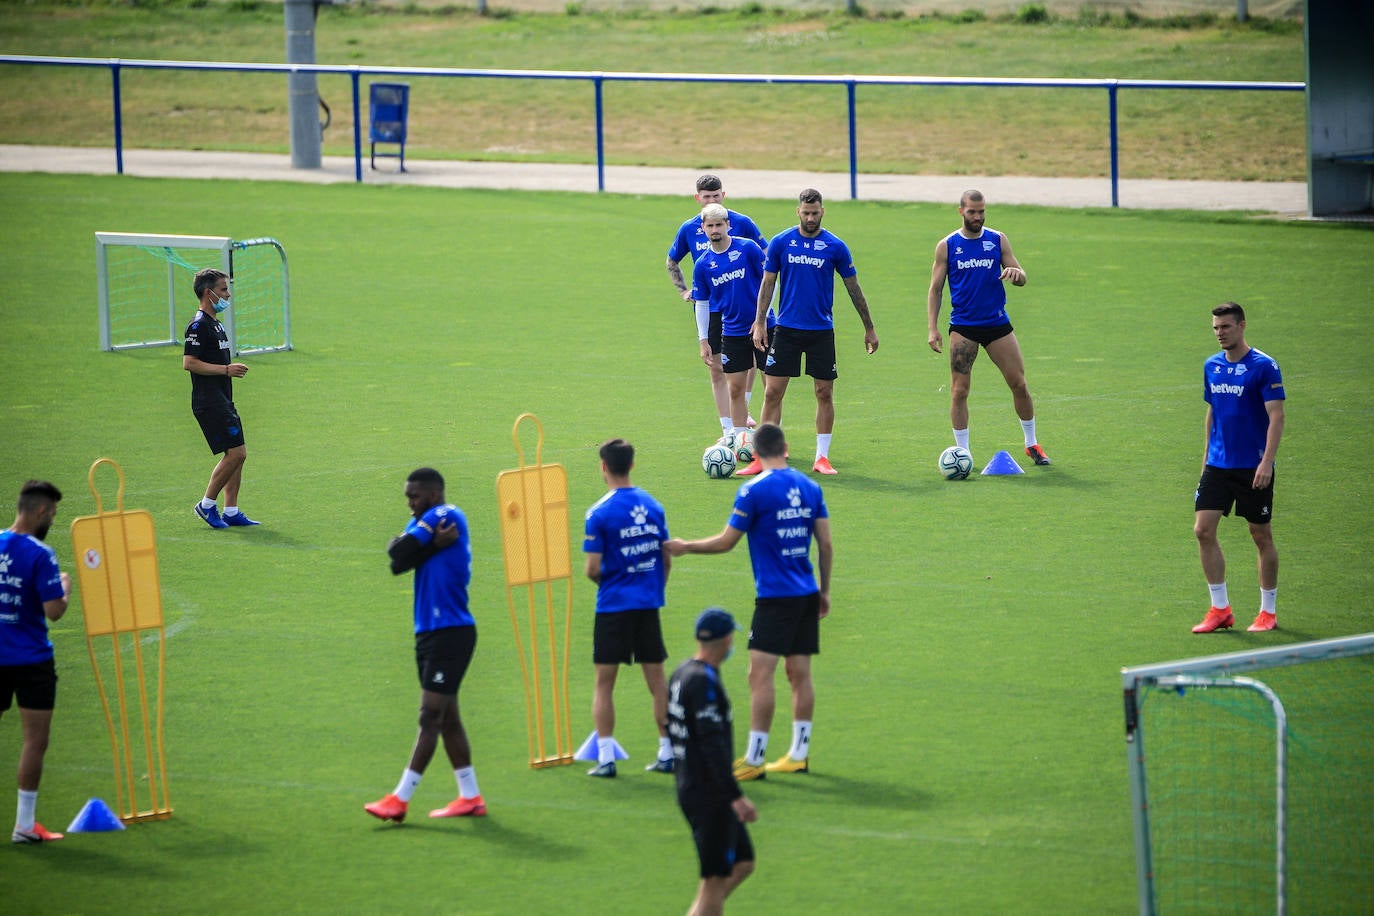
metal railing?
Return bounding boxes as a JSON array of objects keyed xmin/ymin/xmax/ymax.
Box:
[{"xmin": 0, "ymin": 55, "xmax": 1304, "ymax": 206}]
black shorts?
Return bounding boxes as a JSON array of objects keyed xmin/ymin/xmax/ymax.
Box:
[
  {"xmin": 681, "ymin": 802, "xmax": 755, "ymax": 879},
  {"xmin": 748, "ymin": 593, "xmax": 821, "ymax": 657},
  {"xmin": 950, "ymin": 323, "xmax": 1014, "ymax": 348},
  {"xmin": 1195, "ymin": 465, "xmax": 1275, "ymax": 525},
  {"xmin": 593, "ymin": 609, "xmax": 668, "ymax": 666},
  {"xmin": 704, "ymin": 311, "xmax": 723, "ymax": 355},
  {"xmin": 193, "ymin": 402, "xmax": 245, "ymax": 455},
  {"xmin": 721, "ymin": 334, "xmax": 767, "ymax": 374},
  {"xmin": 764, "ymin": 326, "xmax": 837, "ymax": 380},
  {"xmin": 414, "ymin": 626, "xmax": 477, "ymax": 696},
  {"xmin": 0, "ymin": 658, "xmax": 58, "ymax": 712}
]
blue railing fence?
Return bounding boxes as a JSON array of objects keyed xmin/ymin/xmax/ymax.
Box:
[{"xmin": 0, "ymin": 55, "xmax": 1304, "ymax": 207}]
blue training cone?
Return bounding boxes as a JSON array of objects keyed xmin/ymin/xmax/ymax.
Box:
[
  {"xmin": 980, "ymin": 450, "xmax": 1025, "ymax": 476},
  {"xmin": 67, "ymin": 798, "xmax": 126, "ymax": 833},
  {"xmin": 574, "ymin": 730, "xmax": 629, "ymax": 762}
]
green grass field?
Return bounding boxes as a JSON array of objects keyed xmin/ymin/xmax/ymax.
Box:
[
  {"xmin": 0, "ymin": 0, "xmax": 1305, "ymax": 180},
  {"xmin": 1, "ymin": 171, "xmax": 1372, "ymax": 913}
]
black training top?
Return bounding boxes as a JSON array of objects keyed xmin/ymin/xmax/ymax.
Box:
[
  {"xmin": 668, "ymin": 657, "xmax": 743, "ymax": 810},
  {"xmin": 184, "ymin": 310, "xmax": 232, "ymax": 408}
]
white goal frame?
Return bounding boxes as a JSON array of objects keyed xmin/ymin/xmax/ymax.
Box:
[
  {"xmin": 95, "ymin": 232, "xmax": 292, "ymax": 356},
  {"xmin": 1121, "ymin": 633, "xmax": 1374, "ymax": 916}
]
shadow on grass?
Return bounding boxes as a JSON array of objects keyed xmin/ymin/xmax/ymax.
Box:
[{"xmin": 749, "ymin": 769, "xmax": 934, "ymax": 811}]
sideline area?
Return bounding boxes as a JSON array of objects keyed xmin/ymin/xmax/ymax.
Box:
[{"xmin": 0, "ymin": 144, "xmax": 1308, "ymax": 213}]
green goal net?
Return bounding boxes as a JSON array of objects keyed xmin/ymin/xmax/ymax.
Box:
[{"xmin": 1122, "ymin": 634, "xmax": 1374, "ymax": 915}]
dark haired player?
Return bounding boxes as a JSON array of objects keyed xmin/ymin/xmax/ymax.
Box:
[
  {"xmin": 744, "ymin": 189, "xmax": 878, "ymax": 477},
  {"xmin": 667, "ymin": 174, "xmax": 769, "ymax": 437},
  {"xmin": 666, "ymin": 424, "xmax": 832, "ymax": 782},
  {"xmin": 183, "ymin": 267, "xmax": 260, "ymax": 528},
  {"xmin": 582, "ymin": 438, "xmax": 673, "ymax": 776},
  {"xmin": 2, "ymin": 480, "xmax": 72, "ymax": 843},
  {"xmin": 667, "ymin": 607, "xmax": 758, "ymax": 916},
  {"xmin": 926, "ymin": 189, "xmax": 1049, "ymax": 467},
  {"xmin": 365, "ymin": 468, "xmax": 485, "ymax": 822},
  {"xmin": 1192, "ymin": 302, "xmax": 1286, "ymax": 634}
]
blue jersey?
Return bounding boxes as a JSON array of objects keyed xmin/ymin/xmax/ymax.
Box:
[
  {"xmin": 764, "ymin": 227, "xmax": 857, "ymax": 331},
  {"xmin": 727, "ymin": 467, "xmax": 829, "ymax": 599},
  {"xmin": 691, "ymin": 238, "xmax": 766, "ymax": 335},
  {"xmin": 405, "ymin": 504, "xmax": 474, "ymax": 634},
  {"xmin": 583, "ymin": 486, "xmax": 669, "ymax": 614},
  {"xmin": 1203, "ymin": 347, "xmax": 1285, "ymax": 469},
  {"xmin": 945, "ymin": 228, "xmax": 1008, "ymax": 328},
  {"xmin": 668, "ymin": 209, "xmax": 767, "ymax": 266},
  {"xmin": 0, "ymin": 530, "xmax": 65, "ymax": 665}
]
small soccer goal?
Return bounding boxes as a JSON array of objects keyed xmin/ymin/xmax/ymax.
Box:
[
  {"xmin": 95, "ymin": 232, "xmax": 292, "ymax": 356},
  {"xmin": 1122, "ymin": 633, "xmax": 1374, "ymax": 915}
]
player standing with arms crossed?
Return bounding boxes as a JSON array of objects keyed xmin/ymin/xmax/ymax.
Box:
[
  {"xmin": 667, "ymin": 175, "xmax": 769, "ymax": 436},
  {"xmin": 927, "ymin": 190, "xmax": 1050, "ymax": 467},
  {"xmin": 1191, "ymin": 302, "xmax": 1286, "ymax": 634},
  {"xmin": 666, "ymin": 424, "xmax": 832, "ymax": 781},
  {"xmin": 744, "ymin": 189, "xmax": 878, "ymax": 477},
  {"xmin": 2, "ymin": 480, "xmax": 72, "ymax": 844},
  {"xmin": 365, "ymin": 468, "xmax": 486, "ymax": 823}
]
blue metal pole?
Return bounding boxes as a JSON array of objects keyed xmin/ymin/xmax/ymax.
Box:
[
  {"xmin": 351, "ymin": 70, "xmax": 362, "ymax": 183},
  {"xmin": 595, "ymin": 76, "xmax": 605, "ymax": 193},
  {"xmin": 847, "ymin": 80, "xmax": 858, "ymax": 200},
  {"xmin": 1108, "ymin": 82, "xmax": 1120, "ymax": 208},
  {"xmin": 111, "ymin": 62, "xmax": 124, "ymax": 175}
]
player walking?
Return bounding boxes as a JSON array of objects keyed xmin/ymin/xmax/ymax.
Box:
[{"xmin": 1191, "ymin": 302, "xmax": 1286, "ymax": 634}]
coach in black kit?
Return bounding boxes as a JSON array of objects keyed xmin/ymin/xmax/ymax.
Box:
[
  {"xmin": 183, "ymin": 268, "xmax": 260, "ymax": 528},
  {"xmin": 667, "ymin": 607, "xmax": 758, "ymax": 916}
]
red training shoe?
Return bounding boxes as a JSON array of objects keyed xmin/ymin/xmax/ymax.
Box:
[
  {"xmin": 364, "ymin": 793, "xmax": 408, "ymax": 823},
  {"xmin": 1192, "ymin": 606, "xmax": 1234, "ymax": 634},
  {"xmin": 429, "ymin": 795, "xmax": 486, "ymax": 818}
]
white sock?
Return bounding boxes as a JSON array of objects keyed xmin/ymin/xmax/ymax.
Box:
[
  {"xmin": 746, "ymin": 731, "xmax": 768, "ymax": 766},
  {"xmin": 16, "ymin": 788, "xmax": 37, "ymax": 831},
  {"xmin": 199, "ymin": 497, "xmax": 217, "ymax": 511},
  {"xmin": 456, "ymin": 766, "xmax": 480, "ymax": 798},
  {"xmin": 658, "ymin": 736, "xmax": 673, "ymax": 762},
  {"xmin": 953, "ymin": 428, "xmax": 970, "ymax": 450},
  {"xmin": 1260, "ymin": 588, "xmax": 1277, "ymax": 615},
  {"xmin": 223, "ymin": 506, "xmax": 240, "ymax": 517},
  {"xmin": 719, "ymin": 417, "xmax": 732, "ymax": 433},
  {"xmin": 1208, "ymin": 583, "xmax": 1230, "ymax": 610},
  {"xmin": 816, "ymin": 433, "xmax": 832, "ymax": 461},
  {"xmin": 1020, "ymin": 418, "xmax": 1038, "ymax": 448},
  {"xmin": 393, "ymin": 768, "xmax": 422, "ymax": 802},
  {"xmin": 789, "ymin": 720, "xmax": 812, "ymax": 761},
  {"xmin": 597, "ymin": 736, "xmax": 616, "ymax": 766},
  {"xmin": 745, "ymin": 391, "xmax": 753, "ymax": 406}
]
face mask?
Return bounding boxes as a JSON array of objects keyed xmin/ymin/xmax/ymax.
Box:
[
  {"xmin": 212, "ymin": 295, "xmax": 231, "ymax": 313},
  {"xmin": 724, "ymin": 644, "xmax": 734, "ymax": 662}
]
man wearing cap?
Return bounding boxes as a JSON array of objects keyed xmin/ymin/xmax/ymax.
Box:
[{"xmin": 667, "ymin": 607, "xmax": 758, "ymax": 916}]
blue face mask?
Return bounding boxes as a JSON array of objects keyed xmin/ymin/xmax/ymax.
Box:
[
  {"xmin": 212, "ymin": 295, "xmax": 231, "ymax": 314},
  {"xmin": 724, "ymin": 644, "xmax": 734, "ymax": 662}
]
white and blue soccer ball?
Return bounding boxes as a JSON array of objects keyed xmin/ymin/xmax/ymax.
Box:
[
  {"xmin": 726, "ymin": 429, "xmax": 754, "ymax": 464},
  {"xmin": 702, "ymin": 443, "xmax": 737, "ymax": 479},
  {"xmin": 938, "ymin": 446, "xmax": 973, "ymax": 480}
]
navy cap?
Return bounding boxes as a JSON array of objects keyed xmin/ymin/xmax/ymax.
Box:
[{"xmin": 695, "ymin": 607, "xmax": 740, "ymax": 642}]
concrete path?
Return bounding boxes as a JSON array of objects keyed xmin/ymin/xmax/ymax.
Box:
[{"xmin": 0, "ymin": 143, "xmax": 1308, "ymax": 213}]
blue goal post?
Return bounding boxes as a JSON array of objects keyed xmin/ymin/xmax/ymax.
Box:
[{"xmin": 95, "ymin": 231, "xmax": 291, "ymax": 356}]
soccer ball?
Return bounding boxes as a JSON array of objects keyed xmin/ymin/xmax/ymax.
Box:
[
  {"xmin": 727, "ymin": 429, "xmax": 754, "ymax": 464},
  {"xmin": 702, "ymin": 443, "xmax": 737, "ymax": 479},
  {"xmin": 938, "ymin": 446, "xmax": 973, "ymax": 480}
]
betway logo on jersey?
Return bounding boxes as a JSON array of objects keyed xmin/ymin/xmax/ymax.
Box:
[
  {"xmin": 1210, "ymin": 382, "xmax": 1246, "ymax": 396},
  {"xmin": 788, "ymin": 253, "xmax": 826, "ymax": 268},
  {"xmin": 955, "ymin": 257, "xmax": 996, "ymax": 270},
  {"xmin": 711, "ymin": 267, "xmax": 747, "ymax": 287}
]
